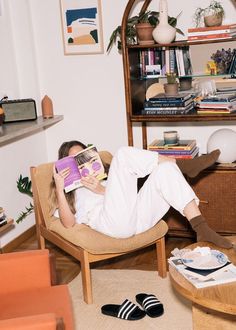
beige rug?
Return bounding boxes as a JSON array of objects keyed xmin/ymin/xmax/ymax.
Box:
[{"xmin": 68, "ymin": 269, "xmax": 192, "ymax": 330}]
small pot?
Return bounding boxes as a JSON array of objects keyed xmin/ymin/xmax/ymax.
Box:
[
  {"xmin": 164, "ymin": 83, "xmax": 179, "ymax": 96},
  {"xmin": 204, "ymin": 15, "xmax": 223, "ymax": 27},
  {"xmin": 179, "ymin": 77, "xmax": 192, "ymax": 91},
  {"xmin": 136, "ymin": 23, "xmax": 154, "ymax": 45}
]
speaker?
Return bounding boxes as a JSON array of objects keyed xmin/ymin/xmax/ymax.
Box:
[{"xmin": 1, "ymin": 98, "xmax": 37, "ymax": 123}]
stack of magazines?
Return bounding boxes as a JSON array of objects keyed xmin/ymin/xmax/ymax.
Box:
[
  {"xmin": 142, "ymin": 92, "xmax": 195, "ymax": 115},
  {"xmin": 168, "ymin": 247, "xmax": 236, "ymax": 289},
  {"xmin": 148, "ymin": 139, "xmax": 199, "ymax": 159},
  {"xmin": 197, "ymin": 92, "xmax": 236, "ymax": 114}
]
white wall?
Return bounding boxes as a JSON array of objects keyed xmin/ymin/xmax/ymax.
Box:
[{"xmin": 0, "ymin": 0, "xmax": 236, "ymax": 246}]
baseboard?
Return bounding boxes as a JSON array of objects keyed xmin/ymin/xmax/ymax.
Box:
[{"xmin": 0, "ymin": 225, "xmax": 36, "ymax": 253}]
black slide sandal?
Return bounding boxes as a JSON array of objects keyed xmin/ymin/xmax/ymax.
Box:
[
  {"xmin": 136, "ymin": 293, "xmax": 164, "ymax": 318},
  {"xmin": 101, "ymin": 299, "xmax": 146, "ymax": 320}
]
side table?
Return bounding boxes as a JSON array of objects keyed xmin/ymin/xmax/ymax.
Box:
[{"xmin": 169, "ymin": 237, "xmax": 236, "ymax": 330}]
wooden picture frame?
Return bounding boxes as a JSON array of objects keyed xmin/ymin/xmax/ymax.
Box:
[{"xmin": 60, "ymin": 0, "xmax": 104, "ymax": 55}]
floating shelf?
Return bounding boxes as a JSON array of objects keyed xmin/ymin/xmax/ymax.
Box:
[{"xmin": 0, "ymin": 115, "xmax": 63, "ymax": 145}]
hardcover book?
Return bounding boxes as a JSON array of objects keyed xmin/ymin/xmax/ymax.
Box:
[
  {"xmin": 188, "ymin": 23, "xmax": 236, "ymax": 33},
  {"xmin": 149, "ymin": 92, "xmax": 192, "ymax": 102},
  {"xmin": 55, "ymin": 145, "xmax": 107, "ymax": 193}
]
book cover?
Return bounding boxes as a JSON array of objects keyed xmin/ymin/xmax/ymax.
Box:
[
  {"xmin": 188, "ymin": 23, "xmax": 236, "ymax": 33},
  {"xmin": 141, "ymin": 107, "xmax": 194, "ymax": 115},
  {"xmin": 55, "ymin": 145, "xmax": 107, "ymax": 193},
  {"xmin": 144, "ymin": 97, "xmax": 193, "ymax": 108},
  {"xmin": 148, "ymin": 139, "xmax": 196, "ymax": 150}
]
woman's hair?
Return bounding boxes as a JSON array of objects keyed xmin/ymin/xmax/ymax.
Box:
[{"xmin": 49, "ymin": 140, "xmax": 87, "ymax": 215}]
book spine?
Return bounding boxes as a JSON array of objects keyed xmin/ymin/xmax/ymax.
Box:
[
  {"xmin": 188, "ymin": 33, "xmax": 235, "ymax": 41},
  {"xmin": 144, "ymin": 103, "xmax": 194, "ymax": 111},
  {"xmin": 149, "ymin": 95, "xmax": 190, "ymax": 102},
  {"xmin": 144, "ymin": 100, "xmax": 192, "ymax": 107},
  {"xmin": 141, "ymin": 108, "xmax": 193, "ymax": 115},
  {"xmin": 188, "ymin": 28, "xmax": 236, "ymax": 36},
  {"xmin": 188, "ymin": 23, "xmax": 236, "ymax": 32}
]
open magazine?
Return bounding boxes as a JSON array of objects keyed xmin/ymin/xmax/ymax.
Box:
[{"xmin": 55, "ymin": 145, "xmax": 107, "ymax": 193}]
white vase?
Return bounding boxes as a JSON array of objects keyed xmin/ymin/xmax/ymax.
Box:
[{"xmin": 152, "ymin": 0, "xmax": 176, "ymax": 44}]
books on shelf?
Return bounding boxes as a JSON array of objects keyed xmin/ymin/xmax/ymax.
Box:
[
  {"xmin": 196, "ymin": 93, "xmax": 236, "ymax": 113},
  {"xmin": 149, "ymin": 92, "xmax": 192, "ymax": 102},
  {"xmin": 187, "ymin": 23, "xmax": 236, "ymax": 42},
  {"xmin": 142, "ymin": 103, "xmax": 195, "ymax": 115},
  {"xmin": 168, "ymin": 256, "xmax": 236, "ymax": 289},
  {"xmin": 149, "ymin": 139, "xmax": 196, "ymax": 151},
  {"xmin": 55, "ymin": 145, "xmax": 107, "ymax": 193},
  {"xmin": 155, "ymin": 146, "xmax": 199, "ymax": 159},
  {"xmin": 201, "ymin": 93, "xmax": 236, "ymax": 102},
  {"xmin": 144, "ymin": 96, "xmax": 193, "ymax": 108}
]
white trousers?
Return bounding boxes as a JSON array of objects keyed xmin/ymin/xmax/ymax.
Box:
[{"xmin": 88, "ymin": 146, "xmax": 199, "ymax": 238}]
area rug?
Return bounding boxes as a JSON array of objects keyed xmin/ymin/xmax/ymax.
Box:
[{"xmin": 68, "ymin": 269, "xmax": 192, "ymax": 330}]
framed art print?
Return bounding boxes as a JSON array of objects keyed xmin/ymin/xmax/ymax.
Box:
[{"xmin": 60, "ymin": 0, "xmax": 104, "ymax": 55}]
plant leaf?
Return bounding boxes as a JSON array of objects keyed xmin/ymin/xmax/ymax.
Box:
[
  {"xmin": 16, "ymin": 175, "xmax": 33, "ymax": 197},
  {"xmin": 16, "ymin": 202, "xmax": 34, "ymax": 224}
]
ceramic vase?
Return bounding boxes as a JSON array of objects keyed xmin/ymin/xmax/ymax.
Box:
[
  {"xmin": 152, "ymin": 0, "xmax": 176, "ymax": 44},
  {"xmin": 42, "ymin": 95, "xmax": 54, "ymax": 118}
]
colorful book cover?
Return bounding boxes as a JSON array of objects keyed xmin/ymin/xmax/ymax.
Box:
[{"xmin": 55, "ymin": 145, "xmax": 107, "ymax": 193}]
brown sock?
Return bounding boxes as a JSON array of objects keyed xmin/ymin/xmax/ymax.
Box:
[
  {"xmin": 176, "ymin": 149, "xmax": 220, "ymax": 178},
  {"xmin": 190, "ymin": 215, "xmax": 232, "ymax": 249}
]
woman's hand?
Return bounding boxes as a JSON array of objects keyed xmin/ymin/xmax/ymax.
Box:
[
  {"xmin": 53, "ymin": 165, "xmax": 70, "ymax": 193},
  {"xmin": 81, "ymin": 175, "xmax": 105, "ymax": 195}
]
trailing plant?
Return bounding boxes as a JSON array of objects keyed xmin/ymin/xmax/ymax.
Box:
[
  {"xmin": 107, "ymin": 10, "xmax": 184, "ymax": 52},
  {"xmin": 16, "ymin": 175, "xmax": 34, "ymax": 223},
  {"xmin": 193, "ymin": 1, "xmax": 225, "ymax": 27}
]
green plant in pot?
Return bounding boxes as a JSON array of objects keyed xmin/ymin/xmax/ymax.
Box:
[
  {"xmin": 193, "ymin": 1, "xmax": 225, "ymax": 28},
  {"xmin": 164, "ymin": 72, "xmax": 179, "ymax": 95},
  {"xmin": 107, "ymin": 10, "xmax": 184, "ymax": 52}
]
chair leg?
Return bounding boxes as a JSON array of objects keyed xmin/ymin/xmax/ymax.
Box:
[
  {"xmin": 156, "ymin": 236, "xmax": 167, "ymax": 278},
  {"xmin": 80, "ymin": 250, "xmax": 93, "ymax": 304},
  {"xmin": 36, "ymin": 226, "xmax": 46, "ymax": 249}
]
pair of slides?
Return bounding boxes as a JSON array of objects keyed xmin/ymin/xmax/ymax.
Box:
[{"xmin": 101, "ymin": 293, "xmax": 164, "ymax": 321}]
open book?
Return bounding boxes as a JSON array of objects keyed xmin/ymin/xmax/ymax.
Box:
[{"xmin": 55, "ymin": 145, "xmax": 107, "ymax": 193}]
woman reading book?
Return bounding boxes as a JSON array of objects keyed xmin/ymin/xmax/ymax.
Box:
[{"xmin": 50, "ymin": 140, "xmax": 233, "ymax": 249}]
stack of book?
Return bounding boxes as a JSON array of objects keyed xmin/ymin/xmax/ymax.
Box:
[
  {"xmin": 169, "ymin": 252, "xmax": 236, "ymax": 289},
  {"xmin": 143, "ymin": 93, "xmax": 195, "ymax": 115},
  {"xmin": 187, "ymin": 23, "xmax": 236, "ymax": 42},
  {"xmin": 197, "ymin": 92, "xmax": 236, "ymax": 114},
  {"xmin": 148, "ymin": 139, "xmax": 199, "ymax": 159}
]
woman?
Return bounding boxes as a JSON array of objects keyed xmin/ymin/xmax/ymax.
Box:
[{"xmin": 50, "ymin": 140, "xmax": 232, "ymax": 249}]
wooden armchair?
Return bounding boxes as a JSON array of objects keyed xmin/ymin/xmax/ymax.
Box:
[
  {"xmin": 30, "ymin": 151, "xmax": 168, "ymax": 304},
  {"xmin": 0, "ymin": 249, "xmax": 74, "ymax": 329}
]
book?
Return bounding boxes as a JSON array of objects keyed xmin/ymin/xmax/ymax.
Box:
[
  {"xmin": 148, "ymin": 139, "xmax": 196, "ymax": 151},
  {"xmin": 168, "ymin": 256, "xmax": 236, "ymax": 289},
  {"xmin": 188, "ymin": 32, "xmax": 236, "ymax": 41},
  {"xmin": 55, "ymin": 145, "xmax": 107, "ymax": 193},
  {"xmin": 144, "ymin": 102, "xmax": 194, "ymax": 111},
  {"xmin": 201, "ymin": 93, "xmax": 236, "ymax": 103},
  {"xmin": 156, "ymin": 146, "xmax": 199, "ymax": 159},
  {"xmin": 141, "ymin": 106, "xmax": 194, "ymax": 115},
  {"xmin": 149, "ymin": 92, "xmax": 192, "ymax": 102},
  {"xmin": 144, "ymin": 97, "xmax": 193, "ymax": 108},
  {"xmin": 188, "ymin": 28, "xmax": 236, "ymax": 37},
  {"xmin": 188, "ymin": 23, "xmax": 236, "ymax": 33}
]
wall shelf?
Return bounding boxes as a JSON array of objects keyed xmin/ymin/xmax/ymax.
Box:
[{"xmin": 0, "ymin": 115, "xmax": 63, "ymax": 146}]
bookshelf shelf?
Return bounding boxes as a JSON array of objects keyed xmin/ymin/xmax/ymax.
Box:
[{"xmin": 121, "ymin": 0, "xmax": 236, "ymax": 148}]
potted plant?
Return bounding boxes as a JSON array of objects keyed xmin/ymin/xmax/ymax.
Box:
[
  {"xmin": 107, "ymin": 10, "xmax": 184, "ymax": 52},
  {"xmin": 164, "ymin": 72, "xmax": 179, "ymax": 95},
  {"xmin": 193, "ymin": 1, "xmax": 225, "ymax": 28}
]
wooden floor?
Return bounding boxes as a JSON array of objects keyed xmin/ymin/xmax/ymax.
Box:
[{"xmin": 12, "ymin": 233, "xmax": 194, "ymax": 284}]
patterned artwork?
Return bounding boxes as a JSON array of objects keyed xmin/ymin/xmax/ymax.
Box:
[{"xmin": 60, "ymin": 0, "xmax": 104, "ymax": 55}]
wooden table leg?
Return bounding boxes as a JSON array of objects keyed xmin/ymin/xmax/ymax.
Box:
[{"xmin": 192, "ymin": 303, "xmax": 236, "ymax": 330}]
